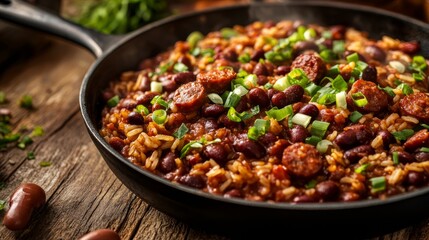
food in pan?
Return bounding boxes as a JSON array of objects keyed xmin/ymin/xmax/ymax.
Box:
[{"xmin": 99, "ymin": 20, "xmax": 429, "ymax": 203}]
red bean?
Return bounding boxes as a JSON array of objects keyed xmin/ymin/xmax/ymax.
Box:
[
  {"xmin": 288, "ymin": 125, "xmax": 309, "ymax": 143},
  {"xmin": 330, "ymin": 25, "xmax": 346, "ymax": 40},
  {"xmin": 202, "ymin": 104, "xmax": 226, "ymax": 117},
  {"xmin": 316, "ymin": 180, "xmax": 340, "ymax": 201},
  {"xmin": 275, "ymin": 65, "xmax": 291, "ymax": 75},
  {"xmin": 158, "ymin": 151, "xmax": 177, "ymax": 173},
  {"xmin": 397, "ymin": 151, "xmax": 415, "ymax": 163},
  {"xmin": 127, "ymin": 111, "xmax": 144, "ymax": 125},
  {"xmin": 233, "ymin": 138, "xmax": 266, "ymax": 159},
  {"xmin": 377, "ymin": 130, "xmax": 395, "ymax": 149},
  {"xmin": 361, "ymin": 65, "xmax": 378, "ymax": 82},
  {"xmin": 271, "ymin": 92, "xmax": 288, "ymax": 108},
  {"xmin": 415, "ymin": 152, "xmax": 429, "ymax": 162},
  {"xmin": 179, "ymin": 174, "xmax": 206, "ymax": 189},
  {"xmin": 161, "ymin": 80, "xmax": 178, "ymax": 92},
  {"xmin": 334, "ymin": 124, "xmax": 372, "ymax": 150},
  {"xmin": 203, "ymin": 143, "xmax": 228, "ymax": 164},
  {"xmin": 78, "ymin": 229, "xmax": 121, "ymax": 240},
  {"xmin": 340, "ymin": 192, "xmax": 360, "ymax": 202},
  {"xmin": 251, "ymin": 49, "xmax": 265, "ymax": 62},
  {"xmin": 248, "ymin": 88, "xmax": 270, "ymax": 108},
  {"xmin": 108, "ymin": 137, "xmax": 125, "ymax": 152},
  {"xmin": 298, "ymin": 104, "xmax": 319, "ymax": 119},
  {"xmin": 283, "ymin": 85, "xmax": 304, "ymax": 105},
  {"xmin": 293, "ymin": 41, "xmax": 319, "ymax": 56},
  {"xmin": 257, "ymin": 75, "xmax": 269, "ymax": 85},
  {"xmin": 3, "ymin": 183, "xmax": 46, "ymax": 231},
  {"xmin": 136, "ymin": 92, "xmax": 158, "ymax": 105},
  {"xmin": 399, "ymin": 41, "xmax": 420, "ymax": 55},
  {"xmin": 224, "ymin": 189, "xmax": 242, "ymax": 198},
  {"xmin": 406, "ymin": 171, "xmax": 426, "ymax": 186},
  {"xmin": 365, "ymin": 45, "xmax": 386, "ymax": 62},
  {"xmin": 267, "ymin": 88, "xmax": 280, "ymax": 99},
  {"xmin": 344, "ymin": 145, "xmax": 374, "ymax": 163},
  {"xmin": 253, "ymin": 62, "xmax": 269, "ymax": 76}
]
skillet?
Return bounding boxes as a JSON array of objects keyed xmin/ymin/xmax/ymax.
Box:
[{"xmin": 2, "ymin": 0, "xmax": 429, "ymax": 238}]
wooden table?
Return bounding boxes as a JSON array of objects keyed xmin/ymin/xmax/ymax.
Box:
[{"xmin": 2, "ymin": 3, "xmax": 429, "ymax": 240}]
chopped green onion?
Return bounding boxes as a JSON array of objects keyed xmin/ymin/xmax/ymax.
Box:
[
  {"xmin": 27, "ymin": 151, "xmax": 35, "ymax": 160},
  {"xmin": 420, "ymin": 147, "xmax": 429, "ymax": 153},
  {"xmin": 173, "ymin": 62, "xmax": 188, "ymax": 73},
  {"xmin": 291, "ymin": 113, "xmax": 312, "ymax": 128},
  {"xmin": 150, "ymin": 82, "xmax": 163, "ymax": 93},
  {"xmin": 208, "ymin": 93, "xmax": 223, "ymax": 105},
  {"xmin": 346, "ymin": 53, "xmax": 359, "ymax": 63},
  {"xmin": 305, "ymin": 135, "xmax": 322, "ymax": 146},
  {"xmin": 248, "ymin": 119, "xmax": 270, "ymax": 141},
  {"xmin": 31, "ymin": 126, "xmax": 44, "ymax": 137},
  {"xmin": 273, "ymin": 76, "xmax": 288, "ymax": 91},
  {"xmin": 224, "ymin": 92, "xmax": 241, "ymax": 108},
  {"xmin": 355, "ymin": 163, "xmax": 370, "ymax": 174},
  {"xmin": 396, "ymin": 83, "xmax": 413, "ymax": 95},
  {"xmin": 19, "ymin": 95, "xmax": 33, "ymax": 109},
  {"xmin": 322, "ymin": 30, "xmax": 332, "ymax": 39},
  {"xmin": 238, "ymin": 53, "xmax": 251, "ymax": 63},
  {"xmin": 0, "ymin": 199, "xmax": 5, "ymax": 211},
  {"xmin": 411, "ymin": 55, "xmax": 427, "ymax": 71},
  {"xmin": 332, "ymin": 40, "xmax": 345, "ymax": 54},
  {"xmin": 220, "ymin": 27, "xmax": 238, "ymax": 39},
  {"xmin": 319, "ymin": 49, "xmax": 336, "ymax": 62},
  {"xmin": 152, "ymin": 109, "xmax": 167, "ymax": 125},
  {"xmin": 0, "ymin": 91, "xmax": 5, "ymax": 104},
  {"xmin": 107, "ymin": 95, "xmax": 120, "ymax": 108},
  {"xmin": 303, "ymin": 28, "xmax": 316, "ymax": 40},
  {"xmin": 150, "ymin": 95, "xmax": 169, "ymax": 109},
  {"xmin": 39, "ymin": 161, "xmax": 52, "ymax": 167},
  {"xmin": 392, "ymin": 151, "xmax": 399, "ymax": 165},
  {"xmin": 233, "ymin": 85, "xmax": 249, "ymax": 97},
  {"xmin": 316, "ymin": 139, "xmax": 332, "ymax": 153},
  {"xmin": 243, "ymin": 74, "xmax": 258, "ymax": 89},
  {"xmin": 351, "ymin": 92, "xmax": 368, "ymax": 107},
  {"xmin": 305, "ymin": 82, "xmax": 321, "ymax": 96},
  {"xmin": 379, "ymin": 85, "xmax": 395, "ymax": 97},
  {"xmin": 349, "ymin": 111, "xmax": 363, "ymax": 123},
  {"xmin": 17, "ymin": 135, "xmax": 33, "ymax": 149},
  {"xmin": 421, "ymin": 123, "xmax": 429, "ymax": 129},
  {"xmin": 392, "ymin": 129, "xmax": 414, "ymax": 141},
  {"xmin": 227, "ymin": 107, "xmax": 242, "ymax": 122},
  {"xmin": 305, "ymin": 179, "xmax": 317, "ymax": 189},
  {"xmin": 370, "ymin": 176, "xmax": 386, "ymax": 193},
  {"xmin": 201, "ymin": 48, "xmax": 215, "ymax": 57},
  {"xmin": 240, "ymin": 106, "xmax": 260, "ymax": 121},
  {"xmin": 336, "ymin": 91, "xmax": 347, "ymax": 109},
  {"xmin": 187, "ymin": 31, "xmax": 204, "ymax": 49},
  {"xmin": 331, "ymin": 75, "xmax": 348, "ymax": 92},
  {"xmin": 286, "ymin": 68, "xmax": 310, "ymax": 88},
  {"xmin": 264, "ymin": 50, "xmax": 292, "ymax": 63},
  {"xmin": 173, "ymin": 123, "xmax": 188, "ymax": 139},
  {"xmin": 264, "ymin": 83, "xmax": 273, "ymax": 89},
  {"xmin": 135, "ymin": 105, "xmax": 149, "ymax": 115},
  {"xmin": 413, "ymin": 72, "xmax": 424, "ymax": 82},
  {"xmin": 311, "ymin": 120, "xmax": 330, "ymax": 138},
  {"xmin": 266, "ymin": 105, "xmax": 293, "ymax": 121}
]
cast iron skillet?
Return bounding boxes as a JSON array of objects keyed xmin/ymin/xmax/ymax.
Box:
[{"xmin": 2, "ymin": 1, "xmax": 429, "ymax": 238}]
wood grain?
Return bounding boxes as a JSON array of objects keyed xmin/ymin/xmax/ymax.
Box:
[{"xmin": 0, "ymin": 25, "xmax": 428, "ymax": 240}]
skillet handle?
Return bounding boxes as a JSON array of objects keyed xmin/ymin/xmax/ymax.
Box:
[{"xmin": 0, "ymin": 0, "xmax": 121, "ymax": 57}]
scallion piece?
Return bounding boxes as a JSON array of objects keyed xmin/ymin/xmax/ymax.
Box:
[
  {"xmin": 319, "ymin": 49, "xmax": 336, "ymax": 62},
  {"xmin": 413, "ymin": 72, "xmax": 424, "ymax": 82},
  {"xmin": 379, "ymin": 85, "xmax": 395, "ymax": 97},
  {"xmin": 332, "ymin": 40, "xmax": 345, "ymax": 54},
  {"xmin": 370, "ymin": 176, "xmax": 386, "ymax": 193},
  {"xmin": 411, "ymin": 55, "xmax": 427, "ymax": 71},
  {"xmin": 392, "ymin": 151, "xmax": 399, "ymax": 165},
  {"xmin": 291, "ymin": 113, "xmax": 312, "ymax": 128},
  {"xmin": 336, "ymin": 91, "xmax": 347, "ymax": 109},
  {"xmin": 19, "ymin": 95, "xmax": 33, "ymax": 109},
  {"xmin": 311, "ymin": 120, "xmax": 330, "ymax": 138},
  {"xmin": 346, "ymin": 52, "xmax": 359, "ymax": 63},
  {"xmin": 305, "ymin": 179, "xmax": 317, "ymax": 189},
  {"xmin": 305, "ymin": 135, "xmax": 322, "ymax": 146},
  {"xmin": 392, "ymin": 129, "xmax": 414, "ymax": 141},
  {"xmin": 355, "ymin": 163, "xmax": 370, "ymax": 174},
  {"xmin": 107, "ymin": 95, "xmax": 120, "ymax": 108},
  {"xmin": 17, "ymin": 135, "xmax": 33, "ymax": 149},
  {"xmin": 31, "ymin": 126, "xmax": 44, "ymax": 137},
  {"xmin": 208, "ymin": 93, "xmax": 223, "ymax": 105},
  {"xmin": 233, "ymin": 85, "xmax": 249, "ymax": 97},
  {"xmin": 221, "ymin": 27, "xmax": 238, "ymax": 39},
  {"xmin": 238, "ymin": 53, "xmax": 251, "ymax": 63},
  {"xmin": 351, "ymin": 92, "xmax": 368, "ymax": 107},
  {"xmin": 27, "ymin": 151, "xmax": 35, "ymax": 160},
  {"xmin": 305, "ymin": 82, "xmax": 321, "ymax": 96},
  {"xmin": 186, "ymin": 31, "xmax": 203, "ymax": 49},
  {"xmin": 266, "ymin": 105, "xmax": 293, "ymax": 121},
  {"xmin": 349, "ymin": 111, "xmax": 363, "ymax": 123},
  {"xmin": 173, "ymin": 62, "xmax": 188, "ymax": 73},
  {"xmin": 243, "ymin": 74, "xmax": 258, "ymax": 89},
  {"xmin": 150, "ymin": 95, "xmax": 169, "ymax": 109},
  {"xmin": 420, "ymin": 147, "xmax": 429, "ymax": 153},
  {"xmin": 273, "ymin": 76, "xmax": 288, "ymax": 91},
  {"xmin": 152, "ymin": 109, "xmax": 167, "ymax": 125},
  {"xmin": 286, "ymin": 68, "xmax": 310, "ymax": 88},
  {"xmin": 248, "ymin": 119, "xmax": 270, "ymax": 141},
  {"xmin": 136, "ymin": 105, "xmax": 149, "ymax": 115},
  {"xmin": 239, "ymin": 105, "xmax": 260, "ymax": 121},
  {"xmin": 396, "ymin": 83, "xmax": 413, "ymax": 95},
  {"xmin": 421, "ymin": 123, "xmax": 429, "ymax": 129},
  {"xmin": 173, "ymin": 123, "xmax": 188, "ymax": 139},
  {"xmin": 227, "ymin": 107, "xmax": 242, "ymax": 122},
  {"xmin": 264, "ymin": 83, "xmax": 273, "ymax": 89},
  {"xmin": 331, "ymin": 75, "xmax": 348, "ymax": 92},
  {"xmin": 316, "ymin": 139, "xmax": 332, "ymax": 153},
  {"xmin": 150, "ymin": 81, "xmax": 163, "ymax": 93},
  {"xmin": 0, "ymin": 200, "xmax": 6, "ymax": 211},
  {"xmin": 224, "ymin": 92, "xmax": 241, "ymax": 108}
]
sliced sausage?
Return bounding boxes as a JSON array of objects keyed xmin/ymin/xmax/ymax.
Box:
[
  {"xmin": 196, "ymin": 68, "xmax": 236, "ymax": 93},
  {"xmin": 346, "ymin": 79, "xmax": 388, "ymax": 113},
  {"xmin": 173, "ymin": 82, "xmax": 206, "ymax": 112},
  {"xmin": 291, "ymin": 53, "xmax": 326, "ymax": 83},
  {"xmin": 282, "ymin": 143, "xmax": 322, "ymax": 178},
  {"xmin": 400, "ymin": 93, "xmax": 429, "ymax": 123},
  {"xmin": 404, "ymin": 129, "xmax": 429, "ymax": 152}
]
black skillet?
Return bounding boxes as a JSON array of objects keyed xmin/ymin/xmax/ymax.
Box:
[{"xmin": 2, "ymin": 1, "xmax": 429, "ymax": 238}]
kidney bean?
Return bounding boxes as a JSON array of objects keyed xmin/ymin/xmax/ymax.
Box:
[
  {"xmin": 203, "ymin": 143, "xmax": 228, "ymax": 164},
  {"xmin": 253, "ymin": 63, "xmax": 269, "ymax": 76},
  {"xmin": 78, "ymin": 229, "xmax": 121, "ymax": 240},
  {"xmin": 224, "ymin": 189, "xmax": 242, "ymax": 198},
  {"xmin": 365, "ymin": 45, "xmax": 386, "ymax": 62},
  {"xmin": 334, "ymin": 124, "xmax": 372, "ymax": 150},
  {"xmin": 406, "ymin": 171, "xmax": 426, "ymax": 186},
  {"xmin": 293, "ymin": 41, "xmax": 319, "ymax": 56},
  {"xmin": 179, "ymin": 174, "xmax": 206, "ymax": 189},
  {"xmin": 267, "ymin": 88, "xmax": 280, "ymax": 99},
  {"xmin": 298, "ymin": 104, "xmax": 319, "ymax": 119},
  {"xmin": 178, "ymin": 55, "xmax": 192, "ymax": 69},
  {"xmin": 288, "ymin": 125, "xmax": 309, "ymax": 143},
  {"xmin": 218, "ymin": 114, "xmax": 241, "ymax": 129},
  {"xmin": 415, "ymin": 152, "xmax": 429, "ymax": 162},
  {"xmin": 330, "ymin": 25, "xmax": 346, "ymax": 40},
  {"xmin": 218, "ymin": 48, "xmax": 238, "ymax": 62},
  {"xmin": 108, "ymin": 137, "xmax": 125, "ymax": 152},
  {"xmin": 399, "ymin": 41, "xmax": 420, "ymax": 55},
  {"xmin": 397, "ymin": 151, "xmax": 415, "ymax": 163},
  {"xmin": 158, "ymin": 151, "xmax": 177, "ymax": 173},
  {"xmin": 162, "ymin": 80, "xmax": 178, "ymax": 93},
  {"xmin": 344, "ymin": 145, "xmax": 374, "ymax": 163},
  {"xmin": 271, "ymin": 92, "xmax": 288, "ymax": 108},
  {"xmin": 275, "ymin": 65, "xmax": 291, "ymax": 75},
  {"xmin": 361, "ymin": 65, "xmax": 378, "ymax": 82},
  {"xmin": 404, "ymin": 129, "xmax": 429, "ymax": 152},
  {"xmin": 136, "ymin": 92, "xmax": 158, "ymax": 105},
  {"xmin": 251, "ymin": 49, "xmax": 265, "ymax": 62},
  {"xmin": 138, "ymin": 75, "xmax": 151, "ymax": 91},
  {"xmin": 377, "ymin": 130, "xmax": 395, "ymax": 149},
  {"xmin": 127, "ymin": 111, "xmax": 144, "ymax": 125},
  {"xmin": 204, "ymin": 119, "xmax": 218, "ymax": 132},
  {"xmin": 257, "ymin": 75, "xmax": 269, "ymax": 85},
  {"xmin": 340, "ymin": 191, "xmax": 360, "ymax": 202},
  {"xmin": 3, "ymin": 183, "xmax": 46, "ymax": 231},
  {"xmin": 316, "ymin": 180, "xmax": 340, "ymax": 201},
  {"xmin": 173, "ymin": 72, "xmax": 196, "ymax": 85},
  {"xmin": 284, "ymin": 85, "xmax": 304, "ymax": 105},
  {"xmin": 235, "ymin": 95, "xmax": 249, "ymax": 112},
  {"xmin": 293, "ymin": 194, "xmax": 318, "ymax": 203},
  {"xmin": 233, "ymin": 138, "xmax": 266, "ymax": 159},
  {"xmin": 258, "ymin": 132, "xmax": 278, "ymax": 147},
  {"xmin": 119, "ymin": 99, "xmax": 137, "ymax": 110},
  {"xmin": 202, "ymin": 104, "xmax": 226, "ymax": 117},
  {"xmin": 248, "ymin": 88, "xmax": 270, "ymax": 108}
]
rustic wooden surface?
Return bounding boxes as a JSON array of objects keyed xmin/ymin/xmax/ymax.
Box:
[{"xmin": 2, "ymin": 2, "xmax": 429, "ymax": 240}]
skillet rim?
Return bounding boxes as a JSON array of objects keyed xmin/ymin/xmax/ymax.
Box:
[{"xmin": 79, "ymin": 1, "xmax": 429, "ymax": 211}]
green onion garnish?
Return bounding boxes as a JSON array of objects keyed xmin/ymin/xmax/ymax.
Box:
[
  {"xmin": 421, "ymin": 123, "xmax": 429, "ymax": 129},
  {"xmin": 336, "ymin": 91, "xmax": 347, "ymax": 109},
  {"xmin": 351, "ymin": 92, "xmax": 368, "ymax": 107},
  {"xmin": 227, "ymin": 106, "xmax": 260, "ymax": 122},
  {"xmin": 17, "ymin": 135, "xmax": 33, "ymax": 149},
  {"xmin": 186, "ymin": 31, "xmax": 203, "ymax": 49},
  {"xmin": 378, "ymin": 85, "xmax": 395, "ymax": 97},
  {"xmin": 420, "ymin": 147, "xmax": 429, "ymax": 153},
  {"xmin": 243, "ymin": 74, "xmax": 258, "ymax": 89},
  {"xmin": 266, "ymin": 105, "xmax": 293, "ymax": 121},
  {"xmin": 392, "ymin": 151, "xmax": 399, "ymax": 165},
  {"xmin": 248, "ymin": 119, "xmax": 270, "ymax": 141},
  {"xmin": 291, "ymin": 113, "xmax": 312, "ymax": 128},
  {"xmin": 264, "ymin": 83, "xmax": 273, "ymax": 90},
  {"xmin": 319, "ymin": 49, "xmax": 336, "ymax": 62},
  {"xmin": 238, "ymin": 53, "xmax": 251, "ymax": 63},
  {"xmin": 305, "ymin": 82, "xmax": 321, "ymax": 96},
  {"xmin": 411, "ymin": 55, "xmax": 427, "ymax": 71},
  {"xmin": 311, "ymin": 120, "xmax": 330, "ymax": 138},
  {"xmin": 224, "ymin": 92, "xmax": 241, "ymax": 108},
  {"xmin": 136, "ymin": 105, "xmax": 149, "ymax": 115},
  {"xmin": 396, "ymin": 83, "xmax": 413, "ymax": 95},
  {"xmin": 107, "ymin": 95, "xmax": 120, "ymax": 108},
  {"xmin": 27, "ymin": 151, "xmax": 35, "ymax": 160},
  {"xmin": 0, "ymin": 199, "xmax": 6, "ymax": 211},
  {"xmin": 316, "ymin": 139, "xmax": 332, "ymax": 153},
  {"xmin": 355, "ymin": 163, "xmax": 370, "ymax": 174},
  {"xmin": 332, "ymin": 40, "xmax": 345, "ymax": 54},
  {"xmin": 31, "ymin": 126, "xmax": 44, "ymax": 137},
  {"xmin": 331, "ymin": 75, "xmax": 348, "ymax": 92},
  {"xmin": 273, "ymin": 76, "xmax": 288, "ymax": 91},
  {"xmin": 208, "ymin": 93, "xmax": 223, "ymax": 105},
  {"xmin": 346, "ymin": 52, "xmax": 359, "ymax": 63},
  {"xmin": 370, "ymin": 176, "xmax": 386, "ymax": 193},
  {"xmin": 305, "ymin": 179, "xmax": 317, "ymax": 189},
  {"xmin": 173, "ymin": 62, "xmax": 188, "ymax": 73},
  {"xmin": 392, "ymin": 129, "xmax": 414, "ymax": 141},
  {"xmin": 286, "ymin": 68, "xmax": 310, "ymax": 88},
  {"xmin": 152, "ymin": 109, "xmax": 167, "ymax": 125},
  {"xmin": 227, "ymin": 107, "xmax": 242, "ymax": 122},
  {"xmin": 349, "ymin": 111, "xmax": 363, "ymax": 123},
  {"xmin": 150, "ymin": 95, "xmax": 169, "ymax": 109},
  {"xmin": 232, "ymin": 85, "xmax": 249, "ymax": 97},
  {"xmin": 305, "ymin": 135, "xmax": 322, "ymax": 146},
  {"xmin": 39, "ymin": 161, "xmax": 52, "ymax": 167},
  {"xmin": 413, "ymin": 72, "xmax": 424, "ymax": 82},
  {"xmin": 220, "ymin": 27, "xmax": 238, "ymax": 39},
  {"xmin": 150, "ymin": 82, "xmax": 163, "ymax": 93},
  {"xmin": 173, "ymin": 123, "xmax": 188, "ymax": 139},
  {"xmin": 19, "ymin": 95, "xmax": 33, "ymax": 109}
]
